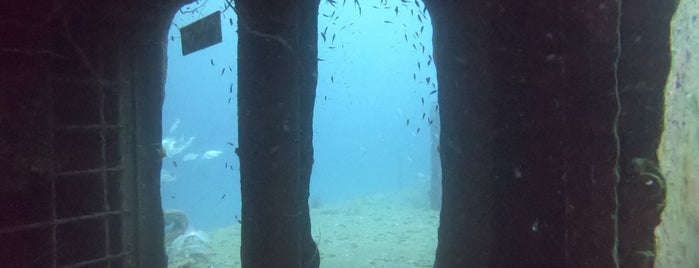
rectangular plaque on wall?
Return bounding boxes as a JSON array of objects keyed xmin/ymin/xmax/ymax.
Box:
[{"xmin": 180, "ymin": 11, "xmax": 222, "ymax": 56}]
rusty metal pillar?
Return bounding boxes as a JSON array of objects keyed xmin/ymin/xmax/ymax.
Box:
[
  {"xmin": 235, "ymin": 1, "xmax": 320, "ymax": 267},
  {"xmin": 425, "ymin": 0, "xmax": 677, "ymax": 267}
]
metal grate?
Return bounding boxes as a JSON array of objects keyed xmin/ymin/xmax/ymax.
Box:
[{"xmin": 0, "ymin": 78, "xmax": 131, "ymax": 267}]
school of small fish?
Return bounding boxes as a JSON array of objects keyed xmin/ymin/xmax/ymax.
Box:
[{"xmin": 319, "ymin": 0, "xmax": 439, "ymax": 135}]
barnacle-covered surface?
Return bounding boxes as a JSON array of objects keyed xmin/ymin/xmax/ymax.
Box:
[{"xmin": 656, "ymin": 1, "xmax": 699, "ymax": 267}]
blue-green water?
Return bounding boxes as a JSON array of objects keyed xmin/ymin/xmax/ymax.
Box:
[{"xmin": 161, "ymin": 0, "xmax": 437, "ymax": 232}]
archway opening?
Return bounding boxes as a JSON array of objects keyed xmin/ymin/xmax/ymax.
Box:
[
  {"xmin": 310, "ymin": 0, "xmax": 441, "ymax": 266},
  {"xmin": 161, "ymin": 1, "xmax": 240, "ymax": 266}
]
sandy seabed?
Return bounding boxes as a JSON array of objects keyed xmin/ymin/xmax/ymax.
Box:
[{"xmin": 168, "ymin": 190, "xmax": 439, "ymax": 268}]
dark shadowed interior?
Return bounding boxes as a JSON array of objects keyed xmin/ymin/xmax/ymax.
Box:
[{"xmin": 2, "ymin": 0, "xmax": 693, "ymax": 267}]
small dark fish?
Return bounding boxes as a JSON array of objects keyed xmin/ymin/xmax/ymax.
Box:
[
  {"xmin": 318, "ymin": 58, "xmax": 326, "ymax": 61},
  {"xmin": 227, "ymin": 97, "xmax": 231, "ymax": 104},
  {"xmin": 395, "ymin": 6, "xmax": 399, "ymax": 15},
  {"xmin": 329, "ymin": 46, "xmax": 336, "ymax": 49},
  {"xmin": 429, "ymin": 54, "xmax": 433, "ymax": 61},
  {"xmin": 401, "ymin": 0, "xmax": 410, "ymax": 2},
  {"xmin": 416, "ymin": 127, "xmax": 421, "ymax": 134},
  {"xmin": 417, "ymin": 61, "xmax": 421, "ymax": 70},
  {"xmin": 173, "ymin": 161, "xmax": 178, "ymax": 167},
  {"xmin": 428, "ymin": 118, "xmax": 433, "ymax": 125},
  {"xmin": 171, "ymin": 195, "xmax": 176, "ymax": 199},
  {"xmin": 331, "ymin": 76, "xmax": 334, "ymax": 83},
  {"xmin": 324, "ymin": 96, "xmax": 328, "ymax": 101},
  {"xmin": 321, "ymin": 32, "xmax": 326, "ymax": 42},
  {"xmin": 421, "ymin": 97, "xmax": 424, "ymax": 105},
  {"xmin": 235, "ymin": 215, "xmax": 242, "ymax": 224},
  {"xmin": 220, "ymin": 68, "xmax": 226, "ymax": 76},
  {"xmin": 404, "ymin": 33, "xmax": 408, "ymax": 42},
  {"xmin": 229, "ymin": 165, "xmax": 234, "ymax": 171},
  {"xmin": 406, "ymin": 119, "xmax": 410, "ymax": 126},
  {"xmin": 331, "ymin": 33, "xmax": 336, "ymax": 44},
  {"xmin": 412, "ymin": 43, "xmax": 417, "ymax": 50},
  {"xmin": 354, "ymin": 0, "xmax": 362, "ymax": 15},
  {"xmin": 414, "ymin": 0, "xmax": 420, "ymax": 7},
  {"xmin": 427, "ymin": 59, "xmax": 432, "ymax": 66},
  {"xmin": 422, "ymin": 113, "xmax": 426, "ymax": 120},
  {"xmin": 413, "ymin": 73, "xmax": 416, "ymax": 80},
  {"xmin": 429, "ymin": 90, "xmax": 437, "ymax": 95},
  {"xmin": 170, "ymin": 35, "xmax": 174, "ymax": 41},
  {"xmin": 210, "ymin": 59, "xmax": 214, "ymax": 66},
  {"xmin": 227, "ymin": 142, "xmax": 235, "ymax": 146},
  {"xmin": 426, "ymin": 77, "xmax": 431, "ymax": 84},
  {"xmin": 420, "ymin": 25, "xmax": 424, "ymax": 33},
  {"xmin": 326, "ymin": 0, "xmax": 337, "ymax": 7},
  {"xmin": 421, "ymin": 44, "xmax": 425, "ymax": 54},
  {"xmin": 228, "ymin": 66, "xmax": 233, "ymax": 72},
  {"xmin": 225, "ymin": 162, "xmax": 228, "ymax": 168},
  {"xmin": 435, "ymin": 104, "xmax": 439, "ymax": 111},
  {"xmin": 221, "ymin": 194, "xmax": 226, "ymax": 199},
  {"xmin": 418, "ymin": 14, "xmax": 423, "ymax": 23},
  {"xmin": 411, "ymin": 9, "xmax": 414, "ymax": 16},
  {"xmin": 230, "ymin": 83, "xmax": 233, "ymax": 93},
  {"xmin": 384, "ymin": 20, "xmax": 393, "ymax": 24},
  {"xmin": 432, "ymin": 82, "xmax": 436, "ymax": 89},
  {"xmin": 229, "ymin": 18, "xmax": 233, "ymax": 25}
]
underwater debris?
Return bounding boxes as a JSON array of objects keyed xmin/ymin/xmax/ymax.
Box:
[
  {"xmin": 169, "ymin": 118, "xmax": 181, "ymax": 134},
  {"xmin": 202, "ymin": 150, "xmax": 223, "ymax": 159},
  {"xmin": 162, "ymin": 135, "xmax": 195, "ymax": 157},
  {"xmin": 182, "ymin": 153, "xmax": 199, "ymax": 161},
  {"xmin": 164, "ymin": 209, "xmax": 189, "ymax": 245}
]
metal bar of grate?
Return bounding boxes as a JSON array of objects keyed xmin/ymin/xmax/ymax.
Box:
[
  {"xmin": 0, "ymin": 210, "xmax": 129, "ymax": 235},
  {"xmin": 55, "ymin": 124, "xmax": 122, "ymax": 131},
  {"xmin": 55, "ymin": 167, "xmax": 125, "ymax": 177},
  {"xmin": 49, "ymin": 71, "xmax": 58, "ymax": 268},
  {"xmin": 59, "ymin": 252, "xmax": 128, "ymax": 268},
  {"xmin": 98, "ymin": 75, "xmax": 112, "ymax": 268}
]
